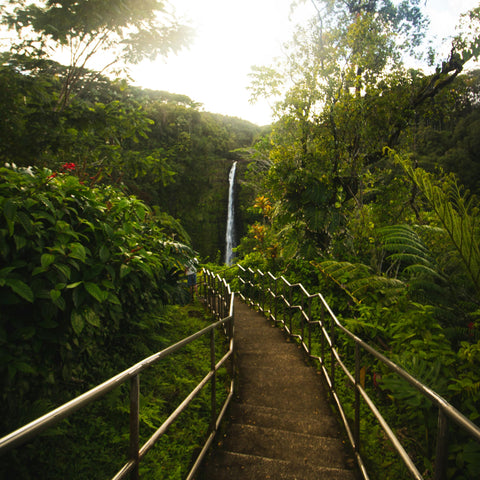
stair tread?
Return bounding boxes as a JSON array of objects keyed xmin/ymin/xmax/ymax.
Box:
[
  {"xmin": 196, "ymin": 298, "xmax": 358, "ymax": 479},
  {"xmin": 217, "ymin": 422, "xmax": 351, "ymax": 469},
  {"xmin": 228, "ymin": 402, "xmax": 341, "ymax": 437},
  {"xmin": 198, "ymin": 450, "xmax": 357, "ymax": 480}
]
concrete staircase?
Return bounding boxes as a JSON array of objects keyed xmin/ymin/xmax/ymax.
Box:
[{"xmin": 197, "ymin": 299, "xmax": 358, "ymax": 479}]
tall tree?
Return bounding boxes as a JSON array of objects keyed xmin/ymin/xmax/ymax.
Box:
[
  {"xmin": 248, "ymin": 0, "xmax": 429, "ymax": 257},
  {"xmin": 1, "ymin": 0, "xmax": 193, "ymax": 109}
]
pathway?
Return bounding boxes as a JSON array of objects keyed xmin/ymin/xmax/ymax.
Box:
[{"xmin": 197, "ymin": 298, "xmax": 358, "ymax": 479}]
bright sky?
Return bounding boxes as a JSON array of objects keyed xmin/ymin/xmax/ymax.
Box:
[{"xmin": 131, "ymin": 1, "xmax": 479, "ymax": 125}]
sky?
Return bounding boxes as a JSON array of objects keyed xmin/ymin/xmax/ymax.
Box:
[
  {"xmin": 3, "ymin": 1, "xmax": 474, "ymax": 126},
  {"xmin": 129, "ymin": 0, "xmax": 480, "ymax": 125},
  {"xmin": 131, "ymin": 0, "xmax": 312, "ymax": 125}
]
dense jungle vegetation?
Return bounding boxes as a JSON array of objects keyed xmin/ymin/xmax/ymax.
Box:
[
  {"xmin": 0, "ymin": 1, "xmax": 251, "ymax": 478},
  {"xmin": 231, "ymin": 1, "xmax": 480, "ymax": 478},
  {"xmin": 1, "ymin": 0, "xmax": 480, "ymax": 478}
]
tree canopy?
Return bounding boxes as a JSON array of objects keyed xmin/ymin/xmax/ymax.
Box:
[{"xmin": 1, "ymin": 0, "xmax": 193, "ymax": 108}]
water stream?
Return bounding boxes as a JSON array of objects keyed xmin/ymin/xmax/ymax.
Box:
[{"xmin": 224, "ymin": 161, "xmax": 237, "ymax": 265}]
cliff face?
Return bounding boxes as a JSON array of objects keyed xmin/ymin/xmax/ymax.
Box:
[{"xmin": 142, "ymin": 101, "xmax": 261, "ymax": 260}]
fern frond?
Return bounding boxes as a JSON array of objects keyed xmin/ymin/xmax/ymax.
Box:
[
  {"xmin": 348, "ymin": 275, "xmax": 404, "ymax": 295},
  {"xmin": 383, "ymin": 243, "xmax": 431, "ymax": 257},
  {"xmin": 322, "ymin": 260, "xmax": 369, "ymax": 276},
  {"xmin": 379, "ymin": 224, "xmax": 443, "ymax": 282},
  {"xmin": 387, "ymin": 253, "xmax": 433, "ymax": 266},
  {"xmin": 313, "ymin": 260, "xmax": 368, "ymax": 304},
  {"xmin": 403, "ymin": 264, "xmax": 446, "ymax": 281},
  {"xmin": 395, "ymin": 155, "xmax": 480, "ymax": 296},
  {"xmin": 313, "ymin": 260, "xmax": 405, "ymax": 305}
]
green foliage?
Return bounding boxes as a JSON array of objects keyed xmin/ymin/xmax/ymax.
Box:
[
  {"xmin": 0, "ymin": 56, "xmax": 260, "ymax": 260},
  {"xmin": 2, "ymin": 0, "xmax": 193, "ymax": 109},
  {"xmin": 0, "ymin": 165, "xmax": 193, "ymax": 435},
  {"xmin": 395, "ymin": 154, "xmax": 480, "ymax": 297},
  {"xmin": 0, "ymin": 303, "xmax": 226, "ymax": 480}
]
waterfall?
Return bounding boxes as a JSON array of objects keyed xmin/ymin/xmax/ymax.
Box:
[{"xmin": 224, "ymin": 161, "xmax": 237, "ymax": 265}]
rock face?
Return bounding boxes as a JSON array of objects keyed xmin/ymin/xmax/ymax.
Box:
[{"xmin": 196, "ymin": 298, "xmax": 359, "ymax": 480}]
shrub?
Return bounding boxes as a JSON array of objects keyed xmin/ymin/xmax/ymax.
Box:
[{"xmin": 0, "ymin": 165, "xmax": 193, "ymax": 433}]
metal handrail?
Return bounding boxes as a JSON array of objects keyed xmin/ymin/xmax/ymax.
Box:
[
  {"xmin": 236, "ymin": 264, "xmax": 480, "ymax": 480},
  {"xmin": 0, "ymin": 268, "xmax": 234, "ymax": 480}
]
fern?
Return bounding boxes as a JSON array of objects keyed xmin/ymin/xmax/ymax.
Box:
[
  {"xmin": 393, "ymin": 154, "xmax": 480, "ymax": 296},
  {"xmin": 313, "ymin": 260, "xmax": 405, "ymax": 305},
  {"xmin": 379, "ymin": 224, "xmax": 447, "ymax": 283}
]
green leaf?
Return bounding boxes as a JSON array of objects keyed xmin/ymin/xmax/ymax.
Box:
[
  {"xmin": 3, "ymin": 199, "xmax": 16, "ymax": 221},
  {"xmin": 17, "ymin": 211, "xmax": 34, "ymax": 234},
  {"xmin": 107, "ymin": 292, "xmax": 121, "ymax": 305},
  {"xmin": 71, "ymin": 311, "xmax": 84, "ymax": 334},
  {"xmin": 16, "ymin": 362, "xmax": 37, "ymax": 374},
  {"xmin": 69, "ymin": 242, "xmax": 86, "ymax": 262},
  {"xmin": 50, "ymin": 289, "xmax": 66, "ymax": 310},
  {"xmin": 32, "ymin": 266, "xmax": 48, "ymax": 276},
  {"xmin": 84, "ymin": 282, "xmax": 106, "ymax": 302},
  {"xmin": 99, "ymin": 244, "xmax": 110, "ymax": 262},
  {"xmin": 0, "ymin": 266, "xmax": 16, "ymax": 278},
  {"xmin": 120, "ymin": 264, "xmax": 131, "ymax": 279},
  {"xmin": 84, "ymin": 309, "xmax": 101, "ymax": 328},
  {"xmin": 66, "ymin": 281, "xmax": 83, "ymax": 289},
  {"xmin": 54, "ymin": 263, "xmax": 71, "ymax": 280},
  {"xmin": 5, "ymin": 278, "xmax": 34, "ymax": 302},
  {"xmin": 50, "ymin": 289, "xmax": 61, "ymax": 302},
  {"xmin": 14, "ymin": 235, "xmax": 28, "ymax": 251},
  {"xmin": 41, "ymin": 253, "xmax": 56, "ymax": 268}
]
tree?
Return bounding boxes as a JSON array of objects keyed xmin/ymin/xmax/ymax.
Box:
[
  {"xmin": 2, "ymin": 0, "xmax": 193, "ymax": 109},
  {"xmin": 247, "ymin": 1, "xmax": 480, "ymax": 260},
  {"xmin": 247, "ymin": 0, "xmax": 429, "ymax": 258}
]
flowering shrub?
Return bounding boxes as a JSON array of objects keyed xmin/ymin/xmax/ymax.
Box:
[{"xmin": 0, "ymin": 165, "xmax": 193, "ymax": 430}]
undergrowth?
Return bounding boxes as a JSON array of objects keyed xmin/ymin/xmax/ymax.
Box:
[{"xmin": 0, "ymin": 301, "xmax": 229, "ymax": 479}]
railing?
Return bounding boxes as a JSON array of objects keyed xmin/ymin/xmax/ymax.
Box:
[
  {"xmin": 236, "ymin": 265, "xmax": 480, "ymax": 480},
  {"xmin": 0, "ymin": 268, "xmax": 234, "ymax": 480}
]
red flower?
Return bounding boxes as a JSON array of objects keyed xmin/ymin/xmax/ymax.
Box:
[
  {"xmin": 62, "ymin": 162, "xmax": 76, "ymax": 171},
  {"xmin": 468, "ymin": 321, "xmax": 475, "ymax": 337},
  {"xmin": 48, "ymin": 172, "xmax": 58, "ymax": 179}
]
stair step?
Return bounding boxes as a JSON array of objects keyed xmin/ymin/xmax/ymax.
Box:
[
  {"xmin": 235, "ymin": 376, "xmax": 325, "ymax": 411},
  {"xmin": 218, "ymin": 423, "xmax": 352, "ymax": 470},
  {"xmin": 199, "ymin": 450, "xmax": 357, "ymax": 480},
  {"xmin": 196, "ymin": 299, "xmax": 358, "ymax": 479},
  {"xmin": 228, "ymin": 402, "xmax": 341, "ymax": 437}
]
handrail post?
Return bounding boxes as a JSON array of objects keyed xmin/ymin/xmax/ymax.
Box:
[
  {"xmin": 330, "ymin": 313, "xmax": 335, "ymax": 389},
  {"xmin": 288, "ymin": 285, "xmax": 293, "ymax": 333},
  {"xmin": 129, "ymin": 374, "xmax": 140, "ymax": 480},
  {"xmin": 434, "ymin": 409, "xmax": 448, "ymax": 480},
  {"xmin": 300, "ymin": 292, "xmax": 305, "ymax": 344},
  {"xmin": 266, "ymin": 274, "xmax": 271, "ymax": 317},
  {"xmin": 354, "ymin": 343, "xmax": 361, "ymax": 454},
  {"xmin": 220, "ymin": 281, "xmax": 225, "ymax": 319},
  {"xmin": 307, "ymin": 296, "xmax": 312, "ymax": 354},
  {"xmin": 260, "ymin": 271, "xmax": 265, "ymax": 312},
  {"xmin": 320, "ymin": 302, "xmax": 325, "ymax": 364},
  {"xmin": 215, "ymin": 277, "xmax": 220, "ymax": 319},
  {"xmin": 206, "ymin": 272, "xmax": 211, "ymax": 309},
  {"xmin": 210, "ymin": 328, "xmax": 217, "ymax": 433},
  {"xmin": 274, "ymin": 277, "xmax": 278, "ymax": 323}
]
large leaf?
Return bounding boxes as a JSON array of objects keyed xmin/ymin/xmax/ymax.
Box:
[
  {"xmin": 41, "ymin": 253, "xmax": 56, "ymax": 268},
  {"xmin": 71, "ymin": 311, "xmax": 84, "ymax": 335},
  {"xmin": 396, "ymin": 155, "xmax": 480, "ymax": 295},
  {"xmin": 84, "ymin": 282, "xmax": 107, "ymax": 302},
  {"xmin": 69, "ymin": 242, "xmax": 87, "ymax": 263},
  {"xmin": 5, "ymin": 278, "xmax": 34, "ymax": 302}
]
